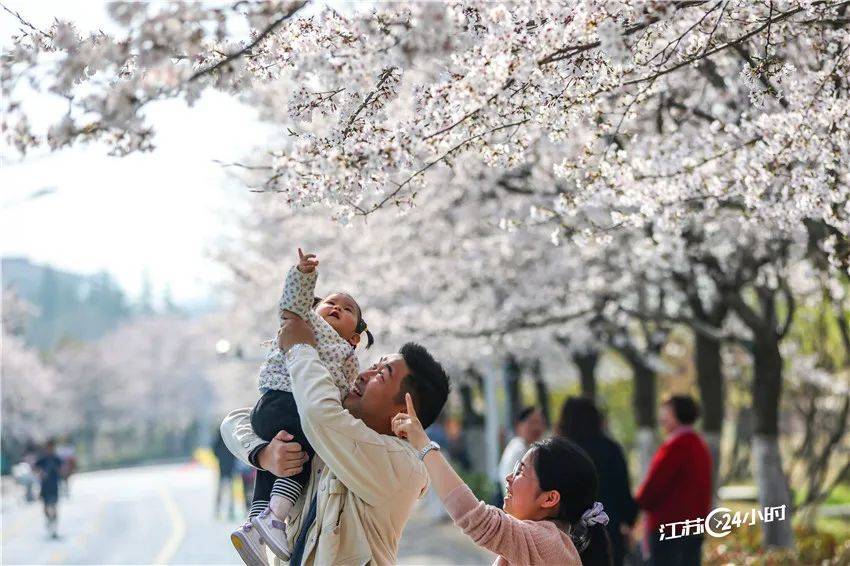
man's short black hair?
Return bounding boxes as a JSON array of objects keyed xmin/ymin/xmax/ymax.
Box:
[
  {"xmin": 664, "ymin": 395, "xmax": 700, "ymax": 425},
  {"xmin": 516, "ymin": 406, "xmax": 540, "ymax": 423},
  {"xmin": 397, "ymin": 342, "xmax": 450, "ymax": 429}
]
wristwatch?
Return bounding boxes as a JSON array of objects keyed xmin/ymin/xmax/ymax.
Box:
[{"xmin": 418, "ymin": 440, "xmax": 441, "ymax": 461}]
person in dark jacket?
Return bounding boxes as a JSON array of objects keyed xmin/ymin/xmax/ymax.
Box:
[
  {"xmin": 558, "ymin": 396, "xmax": 638, "ymax": 566},
  {"xmin": 213, "ymin": 430, "xmax": 237, "ymax": 520},
  {"xmin": 34, "ymin": 439, "xmax": 63, "ymax": 539}
]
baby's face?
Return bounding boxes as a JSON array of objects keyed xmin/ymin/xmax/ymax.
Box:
[{"xmin": 316, "ymin": 293, "xmax": 359, "ymax": 342}]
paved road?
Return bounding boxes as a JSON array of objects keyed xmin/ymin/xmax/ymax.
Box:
[{"xmin": 1, "ymin": 462, "xmax": 492, "ymax": 565}]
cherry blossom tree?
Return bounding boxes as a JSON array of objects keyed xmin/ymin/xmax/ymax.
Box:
[
  {"xmin": 4, "ymin": 1, "xmax": 849, "ymax": 246},
  {"xmin": 1, "ymin": 291, "xmax": 65, "ymax": 452}
]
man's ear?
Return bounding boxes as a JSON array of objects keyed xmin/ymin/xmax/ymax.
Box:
[{"xmin": 539, "ymin": 489, "xmax": 561, "ymax": 510}]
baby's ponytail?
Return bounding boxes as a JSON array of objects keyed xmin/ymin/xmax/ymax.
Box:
[{"xmin": 356, "ymin": 318, "xmax": 374, "ymax": 349}]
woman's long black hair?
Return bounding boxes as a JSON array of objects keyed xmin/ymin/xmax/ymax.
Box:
[
  {"xmin": 556, "ymin": 396, "xmax": 604, "ymax": 441},
  {"xmin": 533, "ymin": 437, "xmax": 613, "ymax": 566}
]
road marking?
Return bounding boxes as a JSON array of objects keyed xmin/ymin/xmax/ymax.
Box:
[{"xmin": 152, "ymin": 486, "xmax": 186, "ymax": 565}]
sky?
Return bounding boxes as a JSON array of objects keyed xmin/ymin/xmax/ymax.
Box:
[{"xmin": 0, "ymin": 1, "xmax": 279, "ymax": 305}]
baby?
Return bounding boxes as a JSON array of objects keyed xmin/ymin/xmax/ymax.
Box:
[{"xmin": 230, "ymin": 248, "xmax": 372, "ymax": 564}]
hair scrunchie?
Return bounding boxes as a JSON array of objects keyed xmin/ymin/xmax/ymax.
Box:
[
  {"xmin": 581, "ymin": 501, "xmax": 609, "ymax": 527},
  {"xmin": 570, "ymin": 502, "xmax": 609, "ymax": 553}
]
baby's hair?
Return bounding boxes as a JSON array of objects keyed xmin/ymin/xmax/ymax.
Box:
[
  {"xmin": 356, "ymin": 317, "xmax": 374, "ymax": 349},
  {"xmin": 313, "ymin": 294, "xmax": 374, "ymax": 349}
]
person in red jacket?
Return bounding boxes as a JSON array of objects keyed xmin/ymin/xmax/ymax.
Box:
[{"xmin": 636, "ymin": 395, "xmax": 712, "ymax": 566}]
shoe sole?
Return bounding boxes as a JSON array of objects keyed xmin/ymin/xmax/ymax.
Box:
[
  {"xmin": 230, "ymin": 531, "xmax": 268, "ymax": 566},
  {"xmin": 250, "ymin": 516, "xmax": 291, "ymax": 561}
]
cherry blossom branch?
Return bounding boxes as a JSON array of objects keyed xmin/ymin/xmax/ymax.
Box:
[
  {"xmin": 421, "ymin": 79, "xmax": 517, "ymax": 142},
  {"xmin": 646, "ymin": 0, "xmax": 724, "ymax": 65},
  {"xmin": 537, "ymin": 1, "xmax": 712, "ymax": 66},
  {"xmin": 621, "ymin": 0, "xmax": 850, "ymax": 89},
  {"xmin": 0, "ymin": 3, "xmax": 49, "ymax": 37},
  {"xmin": 361, "ymin": 118, "xmax": 530, "ymax": 215},
  {"xmin": 188, "ymin": 1, "xmax": 306, "ymax": 82},
  {"xmin": 444, "ymin": 307, "xmax": 595, "ymax": 338},
  {"xmin": 635, "ymin": 136, "xmax": 762, "ymax": 180},
  {"xmin": 341, "ymin": 67, "xmax": 397, "ymax": 139}
]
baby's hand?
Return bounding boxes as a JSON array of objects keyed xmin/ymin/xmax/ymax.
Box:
[{"xmin": 297, "ymin": 248, "xmax": 319, "ymax": 273}]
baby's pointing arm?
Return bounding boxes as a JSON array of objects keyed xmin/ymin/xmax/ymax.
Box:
[{"xmin": 278, "ymin": 265, "xmax": 318, "ymax": 319}]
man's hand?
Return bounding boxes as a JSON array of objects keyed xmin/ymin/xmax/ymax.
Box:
[
  {"xmin": 391, "ymin": 393, "xmax": 430, "ymax": 451},
  {"xmin": 296, "ymin": 248, "xmax": 319, "ymax": 273},
  {"xmin": 278, "ymin": 311, "xmax": 317, "ymax": 351},
  {"xmin": 257, "ymin": 430, "xmax": 309, "ymax": 477}
]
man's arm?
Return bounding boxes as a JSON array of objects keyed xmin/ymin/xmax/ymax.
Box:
[
  {"xmin": 220, "ymin": 408, "xmax": 308, "ymax": 476},
  {"xmin": 220, "ymin": 407, "xmax": 264, "ymax": 466},
  {"xmin": 287, "ymin": 346, "xmax": 406, "ymax": 506}
]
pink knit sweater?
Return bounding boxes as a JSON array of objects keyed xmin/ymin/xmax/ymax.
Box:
[{"xmin": 444, "ymin": 484, "xmax": 582, "ymax": 566}]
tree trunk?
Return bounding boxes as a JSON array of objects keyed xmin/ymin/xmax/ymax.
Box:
[
  {"xmin": 529, "ymin": 359, "xmax": 550, "ymax": 425},
  {"xmin": 503, "ymin": 354, "xmax": 522, "ymax": 425},
  {"xmin": 633, "ymin": 363, "xmax": 658, "ymax": 479},
  {"xmin": 751, "ymin": 337, "xmax": 795, "ymax": 549},
  {"xmin": 459, "ymin": 368, "xmax": 485, "ymax": 428},
  {"xmin": 752, "ymin": 435, "xmax": 795, "ymax": 548},
  {"xmin": 694, "ymin": 333, "xmax": 724, "ymax": 495},
  {"xmin": 572, "ymin": 350, "xmax": 599, "ymax": 401},
  {"xmin": 636, "ymin": 427, "xmax": 657, "ymax": 482}
]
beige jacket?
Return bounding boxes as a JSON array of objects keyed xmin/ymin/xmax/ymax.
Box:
[{"xmin": 221, "ymin": 346, "xmax": 429, "ymax": 565}]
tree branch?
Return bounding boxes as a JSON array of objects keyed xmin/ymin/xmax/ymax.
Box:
[
  {"xmin": 341, "ymin": 67, "xmax": 397, "ymax": 139},
  {"xmin": 441, "ymin": 308, "xmax": 594, "ymax": 339},
  {"xmin": 188, "ymin": 1, "xmax": 306, "ymax": 83}
]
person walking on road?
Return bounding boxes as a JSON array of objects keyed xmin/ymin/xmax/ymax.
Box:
[
  {"xmin": 214, "ymin": 430, "xmax": 237, "ymax": 520},
  {"xmin": 34, "ymin": 439, "xmax": 63, "ymax": 539}
]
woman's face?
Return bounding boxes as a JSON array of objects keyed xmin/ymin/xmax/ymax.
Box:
[{"xmin": 504, "ymin": 449, "xmax": 550, "ymax": 520}]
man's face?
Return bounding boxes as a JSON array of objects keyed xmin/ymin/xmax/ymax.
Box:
[
  {"xmin": 344, "ymin": 353, "xmax": 410, "ymax": 429},
  {"xmin": 518, "ymin": 409, "xmax": 547, "ymax": 443}
]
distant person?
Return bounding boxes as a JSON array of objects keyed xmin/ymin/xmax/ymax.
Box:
[
  {"xmin": 56, "ymin": 437, "xmax": 77, "ymax": 498},
  {"xmin": 497, "ymin": 407, "xmax": 547, "ymax": 502},
  {"xmin": 34, "ymin": 439, "xmax": 63, "ymax": 539},
  {"xmin": 234, "ymin": 459, "xmax": 256, "ymax": 514},
  {"xmin": 394, "ymin": 394, "xmax": 613, "ymax": 565},
  {"xmin": 15, "ymin": 442, "xmax": 39, "ymax": 502},
  {"xmin": 213, "ymin": 430, "xmax": 237, "ymax": 520},
  {"xmin": 636, "ymin": 395, "xmax": 712, "ymax": 566},
  {"xmin": 557, "ymin": 397, "xmax": 637, "ymax": 566}
]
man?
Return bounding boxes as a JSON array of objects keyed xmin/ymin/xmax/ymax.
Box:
[
  {"xmin": 213, "ymin": 429, "xmax": 237, "ymax": 520},
  {"xmin": 497, "ymin": 406, "xmax": 547, "ymax": 500},
  {"xmin": 636, "ymin": 395, "xmax": 712, "ymax": 566},
  {"xmin": 34, "ymin": 439, "xmax": 63, "ymax": 539},
  {"xmin": 221, "ymin": 313, "xmax": 450, "ymax": 566}
]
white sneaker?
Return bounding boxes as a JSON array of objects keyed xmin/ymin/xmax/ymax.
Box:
[
  {"xmin": 251, "ymin": 508, "xmax": 291, "ymax": 560},
  {"xmin": 231, "ymin": 521, "xmax": 269, "ymax": 566}
]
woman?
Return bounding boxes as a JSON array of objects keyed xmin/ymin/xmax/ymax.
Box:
[
  {"xmin": 557, "ymin": 397, "xmax": 638, "ymax": 566},
  {"xmin": 393, "ymin": 394, "xmax": 613, "ymax": 566}
]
